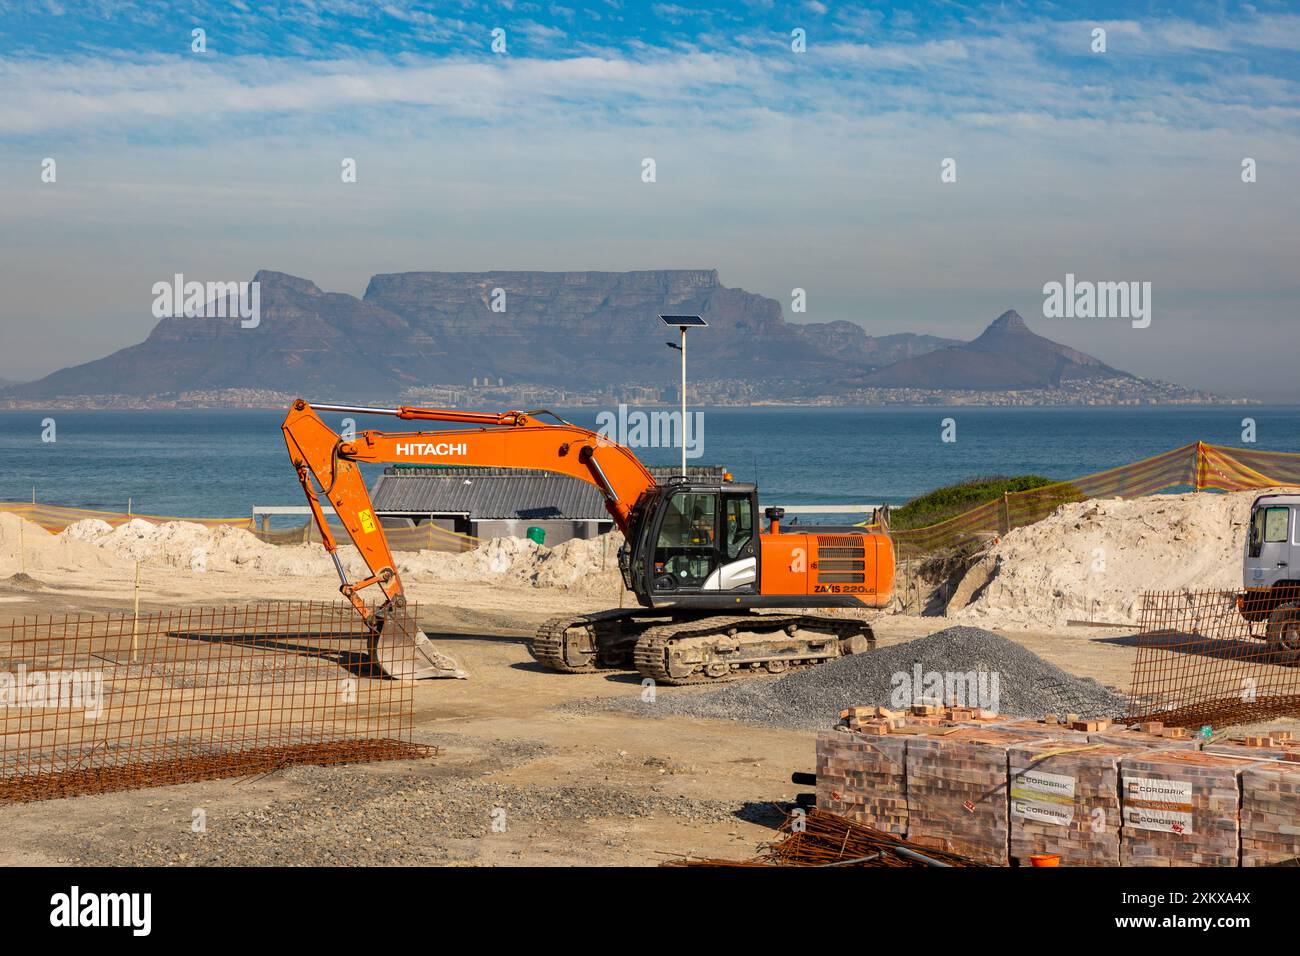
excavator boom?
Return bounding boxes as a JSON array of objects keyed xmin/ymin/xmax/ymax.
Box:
[{"xmin": 282, "ymin": 399, "xmax": 657, "ymax": 679}]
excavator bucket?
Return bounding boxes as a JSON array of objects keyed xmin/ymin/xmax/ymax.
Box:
[{"xmin": 372, "ymin": 608, "xmax": 468, "ymax": 680}]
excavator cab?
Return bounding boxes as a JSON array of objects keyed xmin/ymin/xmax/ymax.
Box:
[{"xmin": 621, "ymin": 479, "xmax": 759, "ymax": 605}]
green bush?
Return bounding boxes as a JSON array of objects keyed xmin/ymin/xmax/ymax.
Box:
[{"xmin": 888, "ymin": 475, "xmax": 1060, "ymax": 531}]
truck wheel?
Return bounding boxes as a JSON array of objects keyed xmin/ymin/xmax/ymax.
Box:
[{"xmin": 1265, "ymin": 602, "xmax": 1300, "ymax": 664}]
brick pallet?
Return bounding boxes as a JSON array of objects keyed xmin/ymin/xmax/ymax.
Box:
[
  {"xmin": 1008, "ymin": 741, "xmax": 1135, "ymax": 866},
  {"xmin": 905, "ymin": 727, "xmax": 1055, "ymax": 866},
  {"xmin": 815, "ymin": 728, "xmax": 909, "ymax": 835},
  {"xmin": 1120, "ymin": 750, "xmax": 1260, "ymax": 867},
  {"xmin": 1240, "ymin": 761, "xmax": 1300, "ymax": 866},
  {"xmin": 812, "ymin": 711, "xmax": 1300, "ymax": 866}
]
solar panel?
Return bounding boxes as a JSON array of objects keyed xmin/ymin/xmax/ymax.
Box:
[{"xmin": 659, "ymin": 314, "xmax": 708, "ymax": 327}]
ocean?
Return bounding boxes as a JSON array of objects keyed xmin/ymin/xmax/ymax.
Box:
[{"xmin": 1, "ymin": 406, "xmax": 1294, "ymax": 523}]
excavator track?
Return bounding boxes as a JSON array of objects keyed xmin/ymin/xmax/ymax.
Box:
[
  {"xmin": 530, "ymin": 608, "xmax": 669, "ymax": 673},
  {"xmin": 632, "ymin": 613, "xmax": 875, "ymax": 686}
]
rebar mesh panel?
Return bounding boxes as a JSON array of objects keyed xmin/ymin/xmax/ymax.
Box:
[
  {"xmin": 0, "ymin": 601, "xmax": 432, "ymax": 802},
  {"xmin": 1125, "ymin": 587, "xmax": 1300, "ymax": 728}
]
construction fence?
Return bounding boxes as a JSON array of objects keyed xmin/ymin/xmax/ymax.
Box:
[
  {"xmin": 0, "ymin": 501, "xmax": 478, "ymax": 553},
  {"xmin": 1125, "ymin": 587, "xmax": 1300, "ymax": 729},
  {"xmin": 890, "ymin": 441, "xmax": 1300, "ymax": 559},
  {"xmin": 250, "ymin": 518, "xmax": 478, "ymax": 553},
  {"xmin": 6, "ymin": 441, "xmax": 1300, "ymax": 561},
  {"xmin": 0, "ymin": 601, "xmax": 433, "ymax": 803}
]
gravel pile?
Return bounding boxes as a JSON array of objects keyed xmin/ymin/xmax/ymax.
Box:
[{"xmin": 587, "ymin": 625, "xmax": 1127, "ymax": 732}]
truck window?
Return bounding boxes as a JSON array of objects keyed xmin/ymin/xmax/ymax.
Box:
[
  {"xmin": 1265, "ymin": 507, "xmax": 1290, "ymax": 543},
  {"xmin": 1250, "ymin": 506, "xmax": 1291, "ymax": 557}
]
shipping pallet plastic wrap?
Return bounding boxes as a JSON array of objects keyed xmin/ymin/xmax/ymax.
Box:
[
  {"xmin": 1008, "ymin": 741, "xmax": 1135, "ymax": 866},
  {"xmin": 1089, "ymin": 726, "xmax": 1201, "ymax": 750},
  {"xmin": 905, "ymin": 727, "xmax": 1056, "ymax": 866},
  {"xmin": 815, "ymin": 728, "xmax": 909, "ymax": 836},
  {"xmin": 1240, "ymin": 761, "xmax": 1300, "ymax": 867},
  {"xmin": 1119, "ymin": 750, "xmax": 1259, "ymax": 867},
  {"xmin": 1205, "ymin": 732, "xmax": 1298, "ymax": 761}
]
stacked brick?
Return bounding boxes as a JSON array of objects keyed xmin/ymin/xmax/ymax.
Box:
[
  {"xmin": 815, "ymin": 728, "xmax": 910, "ymax": 835},
  {"xmin": 904, "ymin": 727, "xmax": 1049, "ymax": 865},
  {"xmin": 1205, "ymin": 731, "xmax": 1299, "ymax": 760},
  {"xmin": 997, "ymin": 719, "xmax": 1089, "ymax": 743},
  {"xmin": 1008, "ymin": 741, "xmax": 1133, "ymax": 866},
  {"xmin": 813, "ymin": 709, "xmax": 1300, "ymax": 866},
  {"xmin": 817, "ymin": 706, "xmax": 1062, "ymax": 844},
  {"xmin": 1240, "ymin": 760, "xmax": 1300, "ymax": 866},
  {"xmin": 1119, "ymin": 750, "xmax": 1260, "ymax": 866}
]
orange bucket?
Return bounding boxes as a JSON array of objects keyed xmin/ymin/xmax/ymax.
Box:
[{"xmin": 1029, "ymin": 854, "xmax": 1061, "ymax": 867}]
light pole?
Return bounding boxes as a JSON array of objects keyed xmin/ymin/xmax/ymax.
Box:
[{"xmin": 660, "ymin": 314, "xmax": 707, "ymax": 476}]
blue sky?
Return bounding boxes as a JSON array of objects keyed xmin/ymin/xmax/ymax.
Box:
[{"xmin": 1, "ymin": 1, "xmax": 1298, "ymax": 396}]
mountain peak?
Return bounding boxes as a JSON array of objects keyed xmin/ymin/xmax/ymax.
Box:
[
  {"xmin": 986, "ymin": 309, "xmax": 1028, "ymax": 333},
  {"xmin": 857, "ymin": 308, "xmax": 1126, "ymax": 390},
  {"xmin": 252, "ymin": 270, "xmax": 323, "ymax": 296}
]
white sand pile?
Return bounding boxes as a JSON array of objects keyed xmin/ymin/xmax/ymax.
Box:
[
  {"xmin": 948, "ymin": 489, "xmax": 1276, "ymax": 630},
  {"xmin": 532, "ymin": 535, "xmax": 624, "ymax": 594},
  {"xmin": 60, "ymin": 518, "xmax": 115, "ymax": 540},
  {"xmin": 399, "ymin": 533, "xmax": 625, "ymax": 597},
  {"xmin": 62, "ymin": 518, "xmax": 323, "ymax": 575},
  {"xmin": 51, "ymin": 517, "xmax": 626, "ymax": 596},
  {"xmin": 0, "ymin": 512, "xmax": 125, "ymax": 577}
]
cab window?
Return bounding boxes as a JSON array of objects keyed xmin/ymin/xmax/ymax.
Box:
[
  {"xmin": 1251, "ymin": 506, "xmax": 1291, "ymax": 557},
  {"xmin": 722, "ymin": 495, "xmax": 754, "ymax": 561},
  {"xmin": 657, "ymin": 492, "xmax": 716, "ymax": 549},
  {"xmin": 1266, "ymin": 507, "xmax": 1290, "ymax": 543},
  {"xmin": 654, "ymin": 492, "xmax": 717, "ymax": 588}
]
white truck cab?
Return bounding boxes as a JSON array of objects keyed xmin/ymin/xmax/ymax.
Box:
[
  {"xmin": 1242, "ymin": 493, "xmax": 1300, "ymax": 661},
  {"xmin": 1245, "ymin": 493, "xmax": 1300, "ymax": 589}
]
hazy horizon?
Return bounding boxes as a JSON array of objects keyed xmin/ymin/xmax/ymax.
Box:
[{"xmin": 2, "ymin": 2, "xmax": 1297, "ymax": 399}]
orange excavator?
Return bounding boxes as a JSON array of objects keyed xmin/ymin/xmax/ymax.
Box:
[{"xmin": 283, "ymin": 399, "xmax": 894, "ymax": 683}]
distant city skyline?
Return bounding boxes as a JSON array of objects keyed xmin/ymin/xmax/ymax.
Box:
[{"xmin": 1, "ymin": 2, "xmax": 1297, "ymax": 399}]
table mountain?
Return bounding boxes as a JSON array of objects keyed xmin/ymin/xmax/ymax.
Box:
[{"xmin": 8, "ymin": 269, "xmax": 959, "ymax": 399}]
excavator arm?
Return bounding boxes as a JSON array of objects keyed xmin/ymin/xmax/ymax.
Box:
[{"xmin": 281, "ymin": 399, "xmax": 657, "ymax": 679}]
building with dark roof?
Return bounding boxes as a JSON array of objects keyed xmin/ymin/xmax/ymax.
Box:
[{"xmin": 369, "ymin": 464, "xmax": 726, "ymax": 544}]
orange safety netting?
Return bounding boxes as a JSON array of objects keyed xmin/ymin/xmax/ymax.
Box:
[
  {"xmin": 890, "ymin": 442, "xmax": 1300, "ymax": 559},
  {"xmin": 0, "ymin": 501, "xmax": 247, "ymax": 532}
]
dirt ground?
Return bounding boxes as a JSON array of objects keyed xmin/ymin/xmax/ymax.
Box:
[{"xmin": 0, "ymin": 562, "xmax": 1291, "ymax": 866}]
